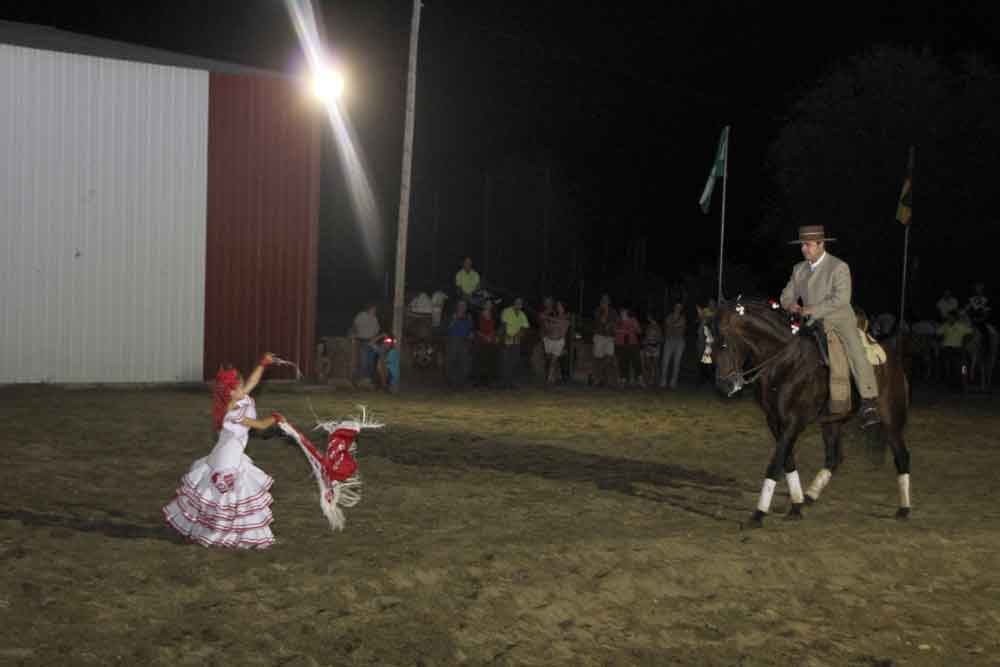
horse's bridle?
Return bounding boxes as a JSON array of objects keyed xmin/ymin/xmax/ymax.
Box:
[{"xmin": 718, "ymin": 302, "xmax": 800, "ymax": 395}]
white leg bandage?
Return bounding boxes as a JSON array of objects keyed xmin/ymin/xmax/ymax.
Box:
[
  {"xmin": 805, "ymin": 468, "xmax": 832, "ymax": 500},
  {"xmin": 786, "ymin": 470, "xmax": 804, "ymax": 504},
  {"xmin": 897, "ymin": 473, "xmax": 911, "ymax": 508},
  {"xmin": 757, "ymin": 478, "xmax": 777, "ymax": 514}
]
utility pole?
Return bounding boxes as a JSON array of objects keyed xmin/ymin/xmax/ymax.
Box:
[{"xmin": 392, "ymin": 0, "xmax": 422, "ymax": 348}]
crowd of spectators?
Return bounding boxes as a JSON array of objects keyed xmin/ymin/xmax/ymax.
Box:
[
  {"xmin": 345, "ymin": 255, "xmax": 732, "ymax": 392},
  {"xmin": 910, "ymin": 282, "xmax": 994, "ymax": 392},
  {"xmin": 346, "ymin": 252, "xmax": 996, "ymax": 395}
]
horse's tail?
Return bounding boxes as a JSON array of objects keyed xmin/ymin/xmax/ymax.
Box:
[{"xmin": 863, "ymin": 335, "xmax": 908, "ymax": 466}]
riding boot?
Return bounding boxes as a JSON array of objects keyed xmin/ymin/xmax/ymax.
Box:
[{"xmin": 858, "ymin": 397, "xmax": 880, "ymax": 428}]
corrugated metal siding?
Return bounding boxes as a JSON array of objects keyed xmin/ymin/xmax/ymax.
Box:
[
  {"xmin": 0, "ymin": 44, "xmax": 209, "ymax": 383},
  {"xmin": 204, "ymin": 73, "xmax": 321, "ymax": 380}
]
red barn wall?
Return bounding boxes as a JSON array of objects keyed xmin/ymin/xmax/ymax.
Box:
[{"xmin": 204, "ymin": 73, "xmax": 321, "ymax": 380}]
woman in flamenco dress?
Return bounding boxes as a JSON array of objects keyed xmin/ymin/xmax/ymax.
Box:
[{"xmin": 163, "ymin": 353, "xmax": 282, "ymax": 549}]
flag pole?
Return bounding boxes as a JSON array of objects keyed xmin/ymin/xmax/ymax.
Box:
[
  {"xmin": 898, "ymin": 145, "xmax": 915, "ymax": 336},
  {"xmin": 899, "ymin": 227, "xmax": 910, "ymax": 331},
  {"xmin": 716, "ymin": 129, "xmax": 729, "ymax": 305}
]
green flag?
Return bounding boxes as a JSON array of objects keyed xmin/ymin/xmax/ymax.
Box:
[
  {"xmin": 699, "ymin": 126, "xmax": 729, "ymax": 214},
  {"xmin": 896, "ymin": 146, "xmax": 914, "ymax": 225}
]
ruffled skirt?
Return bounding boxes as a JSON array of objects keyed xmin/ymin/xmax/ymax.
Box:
[{"xmin": 163, "ymin": 454, "xmax": 275, "ymax": 549}]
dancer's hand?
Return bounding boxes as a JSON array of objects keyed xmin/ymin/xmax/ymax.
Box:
[{"xmin": 259, "ymin": 352, "xmax": 274, "ymax": 367}]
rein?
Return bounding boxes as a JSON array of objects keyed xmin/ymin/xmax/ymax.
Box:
[
  {"xmin": 723, "ymin": 341, "xmax": 797, "ymax": 395},
  {"xmin": 719, "ymin": 302, "xmax": 802, "ymax": 395}
]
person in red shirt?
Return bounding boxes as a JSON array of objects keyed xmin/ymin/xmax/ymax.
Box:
[
  {"xmin": 615, "ymin": 307, "xmax": 642, "ymax": 387},
  {"xmin": 473, "ymin": 301, "xmax": 499, "ymax": 387}
]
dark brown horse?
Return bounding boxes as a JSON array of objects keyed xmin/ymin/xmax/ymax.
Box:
[{"xmin": 713, "ymin": 300, "xmax": 911, "ymax": 527}]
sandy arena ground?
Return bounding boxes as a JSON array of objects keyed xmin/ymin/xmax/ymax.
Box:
[{"xmin": 1, "ymin": 383, "xmax": 998, "ymax": 666}]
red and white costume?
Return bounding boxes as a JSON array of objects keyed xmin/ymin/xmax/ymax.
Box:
[{"xmin": 163, "ymin": 391, "xmax": 276, "ymax": 549}]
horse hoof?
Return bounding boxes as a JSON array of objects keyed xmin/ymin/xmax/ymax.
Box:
[
  {"xmin": 804, "ymin": 495, "xmax": 816, "ymax": 506},
  {"xmin": 895, "ymin": 507, "xmax": 911, "ymax": 520},
  {"xmin": 747, "ymin": 510, "xmax": 766, "ymax": 528},
  {"xmin": 785, "ymin": 503, "xmax": 804, "ymax": 520}
]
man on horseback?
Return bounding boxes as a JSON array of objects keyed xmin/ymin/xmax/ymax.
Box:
[{"xmin": 780, "ymin": 225, "xmax": 880, "ymax": 428}]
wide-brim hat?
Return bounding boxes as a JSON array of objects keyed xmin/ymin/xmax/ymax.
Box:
[{"xmin": 788, "ymin": 225, "xmax": 836, "ymax": 244}]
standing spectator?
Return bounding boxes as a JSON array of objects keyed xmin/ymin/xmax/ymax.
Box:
[
  {"xmin": 538, "ymin": 297, "xmax": 555, "ymax": 378},
  {"xmin": 696, "ymin": 303, "xmax": 716, "ymax": 388},
  {"xmin": 965, "ymin": 282, "xmax": 992, "ymax": 343},
  {"xmin": 383, "ymin": 336, "xmax": 401, "ymax": 394},
  {"xmin": 541, "ymin": 299, "xmax": 570, "ymax": 384},
  {"xmin": 350, "ymin": 302, "xmax": 382, "ymax": 387},
  {"xmin": 446, "ymin": 301, "xmax": 474, "ymax": 388},
  {"xmin": 455, "ymin": 256, "xmax": 481, "ymax": 301},
  {"xmin": 640, "ymin": 313, "xmax": 663, "ymax": 388},
  {"xmin": 937, "ymin": 310, "xmax": 974, "ymax": 391},
  {"xmin": 592, "ymin": 294, "xmax": 619, "ymax": 387},
  {"xmin": 556, "ymin": 300, "xmax": 574, "ymax": 383},
  {"xmin": 615, "ymin": 306, "xmax": 642, "ymax": 388},
  {"xmin": 499, "ymin": 297, "xmax": 530, "ymax": 389},
  {"xmin": 473, "ymin": 301, "xmax": 499, "ymax": 387},
  {"xmin": 872, "ymin": 312, "xmax": 897, "ymax": 340},
  {"xmin": 660, "ymin": 301, "xmax": 687, "ymax": 389},
  {"xmin": 936, "ymin": 289, "xmax": 959, "ymax": 321}
]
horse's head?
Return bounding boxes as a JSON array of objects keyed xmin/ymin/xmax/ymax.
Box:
[
  {"xmin": 712, "ymin": 300, "xmax": 794, "ymax": 396},
  {"xmin": 712, "ymin": 303, "xmax": 752, "ymax": 397}
]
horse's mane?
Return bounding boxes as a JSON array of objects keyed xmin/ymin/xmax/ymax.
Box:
[{"xmin": 717, "ymin": 299, "xmax": 795, "ymax": 342}]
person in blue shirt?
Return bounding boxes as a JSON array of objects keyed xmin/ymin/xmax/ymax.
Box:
[
  {"xmin": 446, "ymin": 300, "xmax": 474, "ymax": 388},
  {"xmin": 384, "ymin": 338, "xmax": 401, "ymax": 393}
]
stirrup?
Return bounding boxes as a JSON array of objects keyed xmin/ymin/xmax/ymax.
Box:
[{"xmin": 859, "ymin": 403, "xmax": 881, "ymax": 428}]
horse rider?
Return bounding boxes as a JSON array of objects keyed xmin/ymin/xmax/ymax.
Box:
[{"xmin": 780, "ymin": 225, "xmax": 880, "ymax": 428}]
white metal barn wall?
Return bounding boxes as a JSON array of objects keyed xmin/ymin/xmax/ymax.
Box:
[{"xmin": 0, "ymin": 44, "xmax": 209, "ymax": 382}]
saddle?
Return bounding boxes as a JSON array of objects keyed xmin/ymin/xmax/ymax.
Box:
[{"xmin": 800, "ymin": 319, "xmax": 831, "ymax": 367}]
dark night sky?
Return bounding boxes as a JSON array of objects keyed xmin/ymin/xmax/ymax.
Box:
[{"xmin": 5, "ymin": 1, "xmax": 1000, "ymax": 331}]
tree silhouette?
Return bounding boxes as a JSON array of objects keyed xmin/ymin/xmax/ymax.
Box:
[{"xmin": 767, "ymin": 45, "xmax": 1000, "ymax": 316}]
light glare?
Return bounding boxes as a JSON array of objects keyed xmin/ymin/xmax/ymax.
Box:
[
  {"xmin": 312, "ymin": 68, "xmax": 345, "ymax": 102},
  {"xmin": 285, "ymin": 0, "xmax": 383, "ymax": 272}
]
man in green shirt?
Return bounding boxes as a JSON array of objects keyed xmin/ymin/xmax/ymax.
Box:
[
  {"xmin": 937, "ymin": 311, "xmax": 974, "ymax": 391},
  {"xmin": 499, "ymin": 297, "xmax": 530, "ymax": 388},
  {"xmin": 455, "ymin": 257, "xmax": 481, "ymax": 299}
]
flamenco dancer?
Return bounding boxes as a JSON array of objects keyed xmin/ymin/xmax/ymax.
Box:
[{"xmin": 163, "ymin": 353, "xmax": 281, "ymax": 549}]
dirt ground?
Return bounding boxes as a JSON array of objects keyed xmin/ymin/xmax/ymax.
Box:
[{"xmin": 1, "ymin": 382, "xmax": 999, "ymax": 666}]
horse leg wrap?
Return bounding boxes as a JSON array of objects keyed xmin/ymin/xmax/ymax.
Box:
[
  {"xmin": 897, "ymin": 473, "xmax": 911, "ymax": 508},
  {"xmin": 805, "ymin": 468, "xmax": 832, "ymax": 501},
  {"xmin": 756, "ymin": 478, "xmax": 777, "ymax": 514},
  {"xmin": 786, "ymin": 470, "xmax": 804, "ymax": 504}
]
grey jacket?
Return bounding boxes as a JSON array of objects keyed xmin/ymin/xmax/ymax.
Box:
[{"xmin": 779, "ymin": 252, "xmax": 856, "ymax": 326}]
